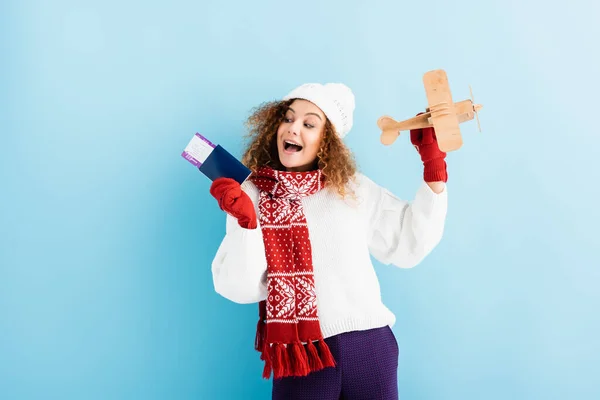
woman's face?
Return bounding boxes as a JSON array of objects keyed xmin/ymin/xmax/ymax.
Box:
[{"xmin": 276, "ymin": 99, "xmax": 326, "ymax": 172}]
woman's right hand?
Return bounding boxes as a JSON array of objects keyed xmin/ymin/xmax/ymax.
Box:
[{"xmin": 210, "ymin": 178, "xmax": 257, "ymax": 229}]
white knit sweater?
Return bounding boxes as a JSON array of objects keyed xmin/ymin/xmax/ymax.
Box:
[{"xmin": 211, "ymin": 173, "xmax": 448, "ymax": 339}]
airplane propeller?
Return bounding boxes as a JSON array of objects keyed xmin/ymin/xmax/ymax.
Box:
[{"xmin": 469, "ymin": 85, "xmax": 483, "ymax": 133}]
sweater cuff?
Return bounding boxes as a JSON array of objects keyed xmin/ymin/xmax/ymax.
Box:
[
  {"xmin": 423, "ymin": 158, "xmax": 448, "ymax": 182},
  {"xmin": 415, "ymin": 181, "xmax": 448, "ymax": 217}
]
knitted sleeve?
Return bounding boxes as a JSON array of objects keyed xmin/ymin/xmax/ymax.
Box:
[
  {"xmin": 360, "ymin": 174, "xmax": 448, "ymax": 268},
  {"xmin": 211, "ymin": 180, "xmax": 268, "ymax": 304}
]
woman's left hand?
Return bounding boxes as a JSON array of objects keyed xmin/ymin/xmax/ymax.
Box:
[{"xmin": 410, "ymin": 113, "xmax": 447, "ymax": 190}]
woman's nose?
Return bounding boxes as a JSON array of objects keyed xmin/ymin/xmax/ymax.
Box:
[{"xmin": 289, "ymin": 121, "xmax": 301, "ymax": 135}]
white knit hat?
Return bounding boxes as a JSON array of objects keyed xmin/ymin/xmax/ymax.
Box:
[{"xmin": 282, "ymin": 83, "xmax": 355, "ymax": 139}]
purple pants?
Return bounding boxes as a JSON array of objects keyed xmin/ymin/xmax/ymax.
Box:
[{"xmin": 272, "ymin": 326, "xmax": 399, "ymax": 400}]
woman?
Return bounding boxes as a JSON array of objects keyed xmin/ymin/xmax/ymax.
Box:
[{"xmin": 209, "ymin": 83, "xmax": 448, "ymax": 399}]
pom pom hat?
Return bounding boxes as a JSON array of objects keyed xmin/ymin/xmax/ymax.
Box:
[{"xmin": 283, "ymin": 83, "xmax": 355, "ymax": 139}]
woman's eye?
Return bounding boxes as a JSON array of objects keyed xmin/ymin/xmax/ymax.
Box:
[
  {"xmin": 304, "ymin": 123, "xmax": 315, "ymax": 129},
  {"xmin": 284, "ymin": 118, "xmax": 292, "ymax": 123}
]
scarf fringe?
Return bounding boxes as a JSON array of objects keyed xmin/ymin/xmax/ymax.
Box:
[
  {"xmin": 274, "ymin": 343, "xmax": 286, "ymax": 378},
  {"xmin": 255, "ymin": 301, "xmax": 267, "ymax": 352},
  {"xmin": 290, "ymin": 342, "xmax": 310, "ymax": 376},
  {"xmin": 305, "ymin": 339, "xmax": 323, "ymax": 370},
  {"xmin": 259, "ymin": 339, "xmax": 336, "ymax": 380},
  {"xmin": 317, "ymin": 339, "xmax": 336, "ymax": 368},
  {"xmin": 261, "ymin": 340, "xmax": 272, "ymax": 379}
]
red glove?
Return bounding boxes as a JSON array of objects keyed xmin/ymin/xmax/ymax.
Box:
[
  {"xmin": 410, "ymin": 113, "xmax": 448, "ymax": 183},
  {"xmin": 210, "ymin": 178, "xmax": 257, "ymax": 229}
]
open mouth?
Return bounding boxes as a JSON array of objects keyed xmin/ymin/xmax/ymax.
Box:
[{"xmin": 284, "ymin": 140, "xmax": 303, "ymax": 152}]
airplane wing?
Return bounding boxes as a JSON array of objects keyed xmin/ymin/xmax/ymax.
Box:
[{"xmin": 423, "ymin": 69, "xmax": 463, "ymax": 152}]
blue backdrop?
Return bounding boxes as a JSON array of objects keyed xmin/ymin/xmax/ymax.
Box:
[{"xmin": 2, "ymin": 0, "xmax": 599, "ymax": 399}]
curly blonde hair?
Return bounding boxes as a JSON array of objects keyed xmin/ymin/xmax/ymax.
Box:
[{"xmin": 240, "ymin": 99, "xmax": 358, "ymax": 198}]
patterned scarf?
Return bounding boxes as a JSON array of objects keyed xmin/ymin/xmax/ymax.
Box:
[{"xmin": 250, "ymin": 166, "xmax": 336, "ymax": 380}]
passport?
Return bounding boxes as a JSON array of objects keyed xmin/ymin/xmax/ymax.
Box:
[{"xmin": 181, "ymin": 133, "xmax": 251, "ymax": 185}]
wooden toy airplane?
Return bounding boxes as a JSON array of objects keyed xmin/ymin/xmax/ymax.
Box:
[{"xmin": 377, "ymin": 69, "xmax": 483, "ymax": 152}]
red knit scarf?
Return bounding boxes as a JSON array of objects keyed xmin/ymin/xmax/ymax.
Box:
[{"xmin": 250, "ymin": 166, "xmax": 336, "ymax": 380}]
